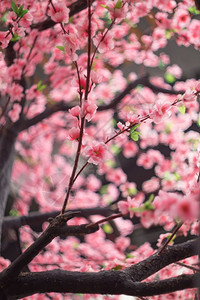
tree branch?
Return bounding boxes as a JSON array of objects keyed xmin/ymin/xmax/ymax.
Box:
[
  {"xmin": 0, "ymin": 212, "xmax": 99, "ymax": 288},
  {"xmin": 5, "ymin": 271, "xmax": 200, "ymax": 299},
  {"xmin": 1, "ymin": 238, "xmax": 199, "ymax": 298},
  {"xmin": 3, "ymin": 238, "xmax": 200, "ymax": 299},
  {"xmin": 6, "ymin": 272, "xmax": 200, "ymax": 298},
  {"xmin": 126, "ymin": 238, "xmax": 199, "ymax": 281}
]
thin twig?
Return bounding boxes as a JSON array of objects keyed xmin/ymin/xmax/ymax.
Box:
[
  {"xmin": 157, "ymin": 222, "xmax": 183, "ymax": 256},
  {"xmin": 86, "ymin": 213, "xmax": 123, "ymax": 228},
  {"xmin": 175, "ymin": 262, "xmax": 200, "ymax": 273}
]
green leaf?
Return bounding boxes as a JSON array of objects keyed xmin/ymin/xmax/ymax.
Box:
[
  {"xmin": 165, "ymin": 123, "xmax": 172, "ymax": 134},
  {"xmin": 100, "ymin": 185, "xmax": 108, "ymax": 195},
  {"xmin": 130, "ymin": 132, "xmax": 139, "ymax": 141},
  {"xmin": 102, "ymin": 223, "xmax": 113, "ymax": 234},
  {"xmin": 9, "ymin": 209, "xmax": 19, "ymax": 216},
  {"xmin": 127, "ymin": 187, "xmax": 137, "ymax": 196},
  {"xmin": 11, "ymin": 0, "xmax": 19, "ymax": 15},
  {"xmin": 174, "ymin": 172, "xmax": 181, "ymax": 181},
  {"xmin": 18, "ymin": 5, "xmax": 23, "ymax": 15},
  {"xmin": 104, "ymin": 11, "xmax": 112, "ymax": 24},
  {"xmin": 101, "ymin": 4, "xmax": 109, "ymax": 10},
  {"xmin": 131, "ymin": 123, "xmax": 140, "ymax": 131},
  {"xmin": 112, "ymin": 265, "xmax": 123, "ymax": 271},
  {"xmin": 1, "ymin": 12, "xmax": 8, "ymax": 23},
  {"xmin": 115, "ymin": 0, "xmax": 122, "ymax": 9},
  {"xmin": 165, "ymin": 29, "xmax": 172, "ymax": 39},
  {"xmin": 11, "ymin": 32, "xmax": 20, "ymax": 42},
  {"xmin": 189, "ymin": 6, "xmax": 200, "ymax": 15},
  {"xmin": 136, "ymin": 84, "xmax": 143, "ymax": 90},
  {"xmin": 111, "ymin": 144, "xmax": 121, "ymax": 155},
  {"xmin": 126, "ymin": 253, "xmax": 134, "ymax": 258},
  {"xmin": 129, "ymin": 207, "xmax": 144, "ymax": 213},
  {"xmin": 178, "ymin": 105, "xmax": 186, "ymax": 115},
  {"xmin": 130, "ymin": 124, "xmax": 141, "ymax": 141},
  {"xmin": 197, "ymin": 117, "xmax": 200, "ymax": 127},
  {"xmin": 159, "ymin": 60, "xmax": 165, "ymax": 70},
  {"xmin": 20, "ymin": 8, "xmax": 28, "ymax": 18},
  {"xmin": 144, "ymin": 194, "xmax": 155, "ymax": 210},
  {"xmin": 112, "ymin": 118, "xmax": 117, "ymax": 127},
  {"xmin": 164, "ymin": 72, "xmax": 176, "ymax": 84},
  {"xmin": 105, "ymin": 159, "xmax": 115, "ymax": 167},
  {"xmin": 56, "ymin": 45, "xmax": 65, "ymax": 53},
  {"xmin": 37, "ymin": 80, "xmax": 46, "ymax": 91}
]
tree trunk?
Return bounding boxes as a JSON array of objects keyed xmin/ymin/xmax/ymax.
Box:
[{"xmin": 0, "ymin": 127, "xmax": 17, "ymax": 252}]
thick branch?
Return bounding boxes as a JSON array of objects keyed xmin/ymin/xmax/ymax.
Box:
[
  {"xmin": 0, "ymin": 212, "xmax": 99, "ymax": 288},
  {"xmin": 5, "ymin": 269, "xmax": 200, "ymax": 298},
  {"xmin": 1, "ymin": 238, "xmax": 199, "ymax": 298},
  {"xmin": 126, "ymin": 238, "xmax": 199, "ymax": 281}
]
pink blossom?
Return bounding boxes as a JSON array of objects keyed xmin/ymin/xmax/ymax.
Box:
[
  {"xmin": 189, "ymin": 19, "xmax": 200, "ymax": 44},
  {"xmin": 115, "ymin": 237, "xmax": 130, "ymax": 252},
  {"xmin": 149, "ymin": 101, "xmax": 171, "ymax": 123},
  {"xmin": 106, "ymin": 168, "xmax": 127, "ymax": 186},
  {"xmin": 86, "ymin": 174, "xmax": 101, "ymax": 192},
  {"xmin": 123, "ymin": 141, "xmax": 138, "ymax": 158},
  {"xmin": 69, "ymin": 106, "xmax": 81, "ymax": 118},
  {"xmin": 120, "ymin": 182, "xmax": 137, "ymax": 197},
  {"xmin": 8, "ymin": 63, "xmax": 22, "ymax": 80},
  {"xmin": 0, "ymin": 31, "xmax": 10, "ymax": 48},
  {"xmin": 93, "ymin": 31, "xmax": 115, "ymax": 54},
  {"xmin": 0, "ymin": 257, "xmax": 10, "ymax": 271},
  {"xmin": 108, "ymin": 2, "xmax": 128, "ymax": 20},
  {"xmin": 48, "ymin": 1, "xmax": 69, "ymax": 23},
  {"xmin": 91, "ymin": 70, "xmax": 102, "ymax": 83},
  {"xmin": 173, "ymin": 9, "xmax": 190, "ymax": 30},
  {"xmin": 26, "ymin": 85, "xmax": 39, "ymax": 101},
  {"xmin": 176, "ymin": 195, "xmax": 199, "ymax": 221},
  {"xmin": 67, "ymin": 127, "xmax": 80, "ymax": 141},
  {"xmin": 117, "ymin": 122, "xmax": 127, "ymax": 132},
  {"xmin": 180, "ymin": 89, "xmax": 197, "ymax": 102},
  {"xmin": 166, "ymin": 64, "xmax": 182, "ymax": 79},
  {"xmin": 85, "ymin": 142, "xmax": 107, "ymax": 165},
  {"xmin": 8, "ymin": 83, "xmax": 23, "ymax": 101},
  {"xmin": 63, "ymin": 33, "xmax": 79, "ymax": 60},
  {"xmin": 8, "ymin": 103, "xmax": 21, "ymax": 122},
  {"xmin": 81, "ymin": 102, "xmax": 97, "ymax": 121},
  {"xmin": 142, "ymin": 177, "xmax": 160, "ymax": 193},
  {"xmin": 118, "ymin": 195, "xmax": 144, "ymax": 219},
  {"xmin": 19, "ymin": 11, "xmax": 33, "ymax": 28},
  {"xmin": 117, "ymin": 200, "xmax": 129, "ymax": 216},
  {"xmin": 195, "ymin": 81, "xmax": 200, "ymax": 92}
]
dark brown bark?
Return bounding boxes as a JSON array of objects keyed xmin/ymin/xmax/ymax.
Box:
[{"xmin": 1, "ymin": 238, "xmax": 199, "ymax": 299}]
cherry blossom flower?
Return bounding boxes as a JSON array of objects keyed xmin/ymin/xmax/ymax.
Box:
[
  {"xmin": 69, "ymin": 106, "xmax": 81, "ymax": 118},
  {"xmin": 81, "ymin": 102, "xmax": 97, "ymax": 121},
  {"xmin": 149, "ymin": 101, "xmax": 171, "ymax": 123},
  {"xmin": 93, "ymin": 31, "xmax": 115, "ymax": 53},
  {"xmin": 106, "ymin": 168, "xmax": 127, "ymax": 186},
  {"xmin": 8, "ymin": 103, "xmax": 21, "ymax": 122},
  {"xmin": 67, "ymin": 127, "xmax": 80, "ymax": 142},
  {"xmin": 85, "ymin": 142, "xmax": 107, "ymax": 165},
  {"xmin": 48, "ymin": 1, "xmax": 69, "ymax": 23}
]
